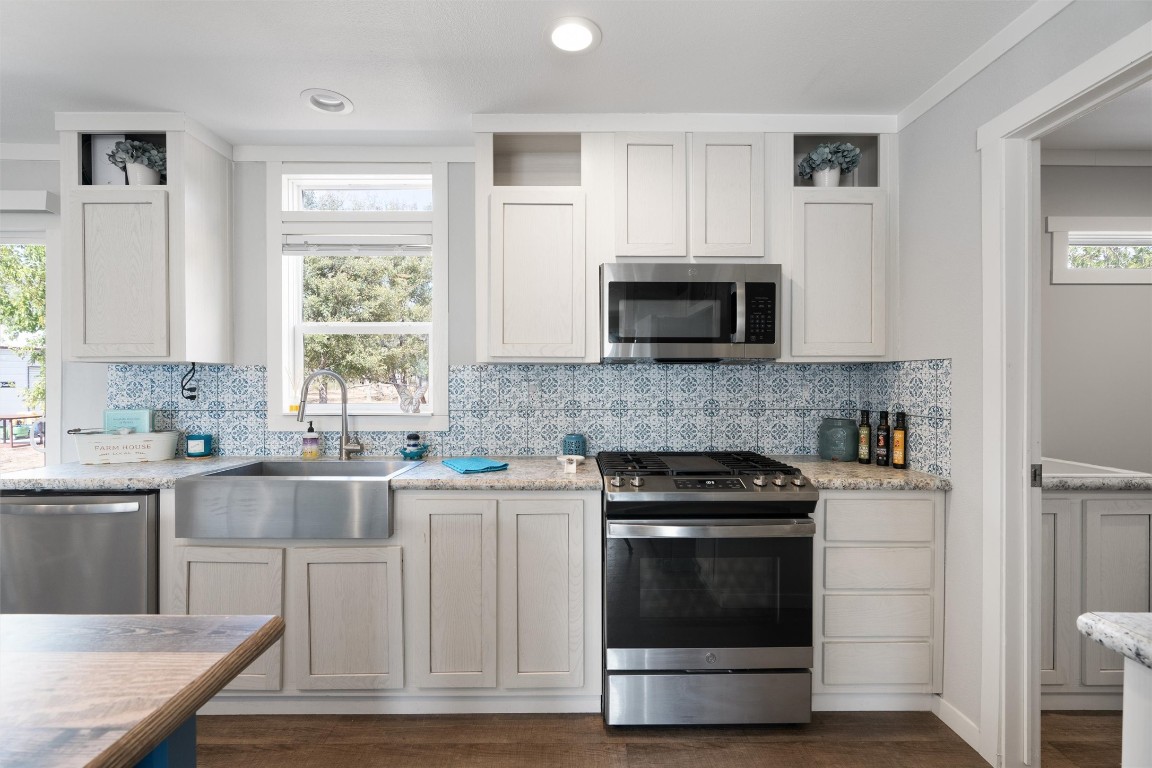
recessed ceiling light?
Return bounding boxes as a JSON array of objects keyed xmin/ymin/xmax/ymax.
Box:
[
  {"xmin": 300, "ymin": 88, "xmax": 354, "ymax": 115},
  {"xmin": 548, "ymin": 17, "xmax": 601, "ymax": 53}
]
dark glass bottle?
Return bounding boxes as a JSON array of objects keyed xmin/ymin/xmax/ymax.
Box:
[
  {"xmin": 875, "ymin": 411, "xmax": 891, "ymax": 467},
  {"xmin": 857, "ymin": 409, "xmax": 872, "ymax": 464},
  {"xmin": 892, "ymin": 412, "xmax": 908, "ymax": 469}
]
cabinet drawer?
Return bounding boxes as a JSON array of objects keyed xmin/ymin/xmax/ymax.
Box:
[
  {"xmin": 824, "ymin": 594, "xmax": 931, "ymax": 638},
  {"xmin": 822, "ymin": 642, "xmax": 931, "ymax": 685},
  {"xmin": 825, "ymin": 547, "xmax": 932, "ymax": 590},
  {"xmin": 824, "ymin": 499, "xmax": 934, "ymax": 542}
]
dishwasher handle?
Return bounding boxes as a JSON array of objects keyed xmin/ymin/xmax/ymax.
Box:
[
  {"xmin": 0, "ymin": 501, "xmax": 141, "ymax": 516},
  {"xmin": 607, "ymin": 518, "xmax": 815, "ymax": 539}
]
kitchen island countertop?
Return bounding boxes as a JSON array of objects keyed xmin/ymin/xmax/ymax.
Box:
[{"xmin": 2, "ymin": 454, "xmax": 950, "ymax": 492}]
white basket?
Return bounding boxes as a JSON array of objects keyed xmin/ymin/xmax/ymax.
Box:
[{"xmin": 73, "ymin": 430, "xmax": 179, "ymax": 465}]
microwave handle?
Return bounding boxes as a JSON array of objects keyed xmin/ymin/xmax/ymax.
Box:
[{"xmin": 732, "ymin": 282, "xmax": 746, "ymax": 343}]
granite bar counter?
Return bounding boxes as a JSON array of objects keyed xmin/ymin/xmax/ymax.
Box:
[
  {"xmin": 1077, "ymin": 612, "xmax": 1152, "ymax": 767},
  {"xmin": 2, "ymin": 454, "xmax": 950, "ymax": 493}
]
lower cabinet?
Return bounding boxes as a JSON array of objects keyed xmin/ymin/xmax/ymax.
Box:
[
  {"xmin": 813, "ymin": 491, "xmax": 945, "ymax": 697},
  {"xmin": 173, "ymin": 544, "xmax": 403, "ymax": 692},
  {"xmin": 1041, "ymin": 492, "xmax": 1152, "ymax": 707},
  {"xmin": 401, "ymin": 493, "xmax": 587, "ymax": 691}
]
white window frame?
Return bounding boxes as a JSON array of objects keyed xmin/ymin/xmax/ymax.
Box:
[
  {"xmin": 1046, "ymin": 216, "xmax": 1152, "ymax": 284},
  {"xmin": 266, "ymin": 160, "xmax": 449, "ymax": 432}
]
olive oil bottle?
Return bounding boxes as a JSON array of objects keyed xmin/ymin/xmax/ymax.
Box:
[
  {"xmin": 875, "ymin": 411, "xmax": 891, "ymax": 467},
  {"xmin": 857, "ymin": 409, "xmax": 872, "ymax": 464},
  {"xmin": 892, "ymin": 412, "xmax": 908, "ymax": 470}
]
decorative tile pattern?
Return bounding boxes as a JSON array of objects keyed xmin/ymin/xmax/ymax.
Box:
[{"xmin": 106, "ymin": 358, "xmax": 954, "ymax": 476}]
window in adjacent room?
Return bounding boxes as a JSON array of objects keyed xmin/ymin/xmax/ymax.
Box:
[{"xmin": 1047, "ymin": 216, "xmax": 1152, "ymax": 284}]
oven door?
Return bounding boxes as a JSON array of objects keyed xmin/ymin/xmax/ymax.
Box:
[{"xmin": 604, "ymin": 517, "xmax": 813, "ymax": 671}]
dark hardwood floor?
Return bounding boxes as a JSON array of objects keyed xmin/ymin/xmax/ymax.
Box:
[{"xmin": 195, "ymin": 711, "xmax": 1119, "ymax": 767}]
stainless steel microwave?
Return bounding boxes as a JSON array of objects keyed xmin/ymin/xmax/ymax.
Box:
[{"xmin": 601, "ymin": 263, "xmax": 781, "ymax": 362}]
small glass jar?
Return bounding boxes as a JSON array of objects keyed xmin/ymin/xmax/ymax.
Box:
[{"xmin": 818, "ymin": 418, "xmax": 858, "ymax": 461}]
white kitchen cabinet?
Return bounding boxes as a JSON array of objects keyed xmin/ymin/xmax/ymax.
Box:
[
  {"xmin": 407, "ymin": 498, "xmax": 499, "ymax": 688},
  {"xmin": 614, "ymin": 132, "xmax": 764, "ymax": 258},
  {"xmin": 487, "ymin": 187, "xmax": 586, "ymax": 359},
  {"xmin": 286, "ymin": 546, "xmax": 405, "ymax": 690},
  {"xmin": 1040, "ymin": 491, "xmax": 1152, "ymax": 708},
  {"xmin": 813, "ymin": 491, "xmax": 945, "ymax": 699},
  {"xmin": 172, "ymin": 545, "xmax": 283, "ymax": 691},
  {"xmin": 498, "ymin": 498, "xmax": 584, "ymax": 689},
  {"xmin": 397, "ymin": 491, "xmax": 598, "ymax": 695},
  {"xmin": 689, "ymin": 133, "xmax": 765, "ymax": 258},
  {"xmin": 1082, "ymin": 499, "xmax": 1152, "ymax": 686},
  {"xmin": 790, "ymin": 187, "xmax": 886, "ymax": 357},
  {"xmin": 58, "ymin": 114, "xmax": 232, "ymax": 363},
  {"xmin": 614, "ymin": 132, "xmax": 686, "ymax": 256}
]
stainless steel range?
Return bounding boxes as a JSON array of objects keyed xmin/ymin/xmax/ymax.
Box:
[{"xmin": 597, "ymin": 451, "xmax": 819, "ymax": 726}]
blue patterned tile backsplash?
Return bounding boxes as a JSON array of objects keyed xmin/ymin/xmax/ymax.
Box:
[{"xmin": 107, "ymin": 360, "xmax": 952, "ymax": 475}]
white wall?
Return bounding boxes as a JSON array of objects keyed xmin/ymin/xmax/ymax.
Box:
[
  {"xmin": 1040, "ymin": 164, "xmax": 1152, "ymax": 473},
  {"xmin": 896, "ymin": 0, "xmax": 1152, "ymax": 759}
]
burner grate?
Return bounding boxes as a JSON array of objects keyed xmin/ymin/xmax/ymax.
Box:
[{"xmin": 596, "ymin": 451, "xmax": 800, "ymax": 477}]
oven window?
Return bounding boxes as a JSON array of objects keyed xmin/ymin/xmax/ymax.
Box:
[
  {"xmin": 605, "ymin": 536, "xmax": 811, "ymax": 649},
  {"xmin": 607, "ymin": 282, "xmax": 735, "ymax": 342}
]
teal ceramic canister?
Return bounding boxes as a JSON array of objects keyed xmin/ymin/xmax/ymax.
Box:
[{"xmin": 817, "ymin": 418, "xmax": 858, "ymax": 461}]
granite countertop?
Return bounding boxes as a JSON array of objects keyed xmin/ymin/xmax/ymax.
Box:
[
  {"xmin": 1076, "ymin": 612, "xmax": 1152, "ymax": 670},
  {"xmin": 1043, "ymin": 473, "xmax": 1152, "ymax": 492},
  {"xmin": 1, "ymin": 454, "xmax": 950, "ymax": 492}
]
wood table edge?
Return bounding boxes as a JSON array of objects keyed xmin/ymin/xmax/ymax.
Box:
[{"xmin": 90, "ymin": 615, "xmax": 285, "ymax": 768}]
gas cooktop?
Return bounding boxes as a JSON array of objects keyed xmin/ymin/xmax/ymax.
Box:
[
  {"xmin": 597, "ymin": 451, "xmax": 802, "ymax": 477},
  {"xmin": 597, "ymin": 451, "xmax": 818, "ymax": 505}
]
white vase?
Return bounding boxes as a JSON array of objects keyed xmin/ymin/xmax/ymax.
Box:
[
  {"xmin": 812, "ymin": 167, "xmax": 841, "ymax": 188},
  {"xmin": 125, "ymin": 163, "xmax": 160, "ymax": 186}
]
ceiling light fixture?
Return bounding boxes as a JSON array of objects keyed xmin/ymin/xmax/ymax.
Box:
[
  {"xmin": 300, "ymin": 88, "xmax": 354, "ymax": 115},
  {"xmin": 548, "ymin": 17, "xmax": 601, "ymax": 53}
]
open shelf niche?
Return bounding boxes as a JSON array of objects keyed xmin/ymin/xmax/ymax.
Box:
[
  {"xmin": 793, "ymin": 134, "xmax": 879, "ymax": 187},
  {"xmin": 79, "ymin": 132, "xmax": 167, "ymax": 186},
  {"xmin": 493, "ymin": 133, "xmax": 581, "ymax": 187}
]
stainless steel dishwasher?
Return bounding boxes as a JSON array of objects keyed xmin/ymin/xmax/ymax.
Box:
[{"xmin": 0, "ymin": 492, "xmax": 158, "ymax": 614}]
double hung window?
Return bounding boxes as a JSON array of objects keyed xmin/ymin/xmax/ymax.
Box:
[{"xmin": 268, "ymin": 162, "xmax": 448, "ymax": 430}]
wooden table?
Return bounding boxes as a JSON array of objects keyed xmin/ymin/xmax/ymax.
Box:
[
  {"xmin": 0, "ymin": 614, "xmax": 284, "ymax": 768},
  {"xmin": 0, "ymin": 412, "xmax": 41, "ymax": 447}
]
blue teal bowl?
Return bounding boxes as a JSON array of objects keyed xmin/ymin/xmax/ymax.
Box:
[{"xmin": 397, "ymin": 445, "xmax": 430, "ymax": 460}]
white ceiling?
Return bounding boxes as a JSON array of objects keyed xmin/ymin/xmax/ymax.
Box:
[
  {"xmin": 1042, "ymin": 81, "xmax": 1152, "ymax": 151},
  {"xmin": 0, "ymin": 0, "xmax": 1037, "ymax": 147}
]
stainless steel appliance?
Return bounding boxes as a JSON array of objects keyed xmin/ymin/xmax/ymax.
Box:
[
  {"xmin": 1, "ymin": 492, "xmax": 158, "ymax": 614},
  {"xmin": 601, "ymin": 263, "xmax": 780, "ymax": 361},
  {"xmin": 598, "ymin": 451, "xmax": 818, "ymax": 725}
]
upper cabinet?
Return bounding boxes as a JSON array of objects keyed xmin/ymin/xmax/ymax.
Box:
[
  {"xmin": 614, "ymin": 132, "xmax": 764, "ymax": 258},
  {"xmin": 58, "ymin": 113, "xmax": 233, "ymax": 363},
  {"xmin": 476, "ymin": 133, "xmax": 610, "ymax": 363}
]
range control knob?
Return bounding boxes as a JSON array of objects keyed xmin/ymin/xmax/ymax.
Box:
[
  {"xmin": 609, "ymin": 473, "xmax": 624, "ymax": 487},
  {"xmin": 629, "ymin": 475, "xmax": 645, "ymax": 488},
  {"xmin": 791, "ymin": 475, "xmax": 807, "ymax": 487},
  {"xmin": 771, "ymin": 474, "xmax": 788, "ymax": 487},
  {"xmin": 752, "ymin": 474, "xmax": 769, "ymax": 487}
]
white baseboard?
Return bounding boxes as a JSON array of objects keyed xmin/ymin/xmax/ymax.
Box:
[
  {"xmin": 932, "ymin": 696, "xmax": 990, "ymax": 764},
  {"xmin": 1041, "ymin": 692, "xmax": 1123, "ymax": 710},
  {"xmin": 813, "ymin": 693, "xmax": 933, "ymax": 711},
  {"xmin": 198, "ymin": 695, "xmax": 603, "ymax": 716}
]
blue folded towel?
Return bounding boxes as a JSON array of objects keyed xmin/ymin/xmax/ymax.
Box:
[{"xmin": 442, "ymin": 457, "xmax": 509, "ymax": 474}]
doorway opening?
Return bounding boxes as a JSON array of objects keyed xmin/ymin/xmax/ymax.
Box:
[{"xmin": 0, "ymin": 240, "xmax": 47, "ymax": 471}]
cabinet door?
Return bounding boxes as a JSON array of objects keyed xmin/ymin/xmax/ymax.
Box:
[
  {"xmin": 489, "ymin": 188, "xmax": 586, "ymax": 358},
  {"xmin": 1040, "ymin": 497, "xmax": 1077, "ymax": 686},
  {"xmin": 67, "ymin": 188, "xmax": 169, "ymax": 358},
  {"xmin": 409, "ymin": 498, "xmax": 498, "ymax": 688},
  {"xmin": 499, "ymin": 499, "xmax": 584, "ymax": 688},
  {"xmin": 791, "ymin": 188, "xmax": 886, "ymax": 357},
  {"xmin": 286, "ymin": 546, "xmax": 404, "ymax": 690},
  {"xmin": 173, "ymin": 546, "xmax": 283, "ymax": 691},
  {"xmin": 615, "ymin": 133, "xmax": 686, "ymax": 256},
  {"xmin": 689, "ymin": 133, "xmax": 764, "ymax": 258},
  {"xmin": 1082, "ymin": 499, "xmax": 1152, "ymax": 685}
]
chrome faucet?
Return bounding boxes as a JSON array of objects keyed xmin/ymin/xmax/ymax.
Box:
[{"xmin": 298, "ymin": 369, "xmax": 363, "ymax": 460}]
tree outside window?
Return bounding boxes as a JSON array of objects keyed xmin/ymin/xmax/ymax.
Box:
[{"xmin": 0, "ymin": 244, "xmax": 46, "ymax": 411}]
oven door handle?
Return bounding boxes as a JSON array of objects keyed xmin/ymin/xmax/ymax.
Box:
[{"xmin": 606, "ymin": 518, "xmax": 815, "ymax": 538}]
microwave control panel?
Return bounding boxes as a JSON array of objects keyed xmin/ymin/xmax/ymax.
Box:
[{"xmin": 745, "ymin": 283, "xmax": 776, "ymax": 344}]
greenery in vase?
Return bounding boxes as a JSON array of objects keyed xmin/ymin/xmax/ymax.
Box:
[
  {"xmin": 797, "ymin": 142, "xmax": 862, "ymax": 179},
  {"xmin": 106, "ymin": 140, "xmax": 167, "ymax": 175}
]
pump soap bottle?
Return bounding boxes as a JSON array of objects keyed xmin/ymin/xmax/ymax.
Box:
[{"xmin": 301, "ymin": 421, "xmax": 321, "ymax": 460}]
